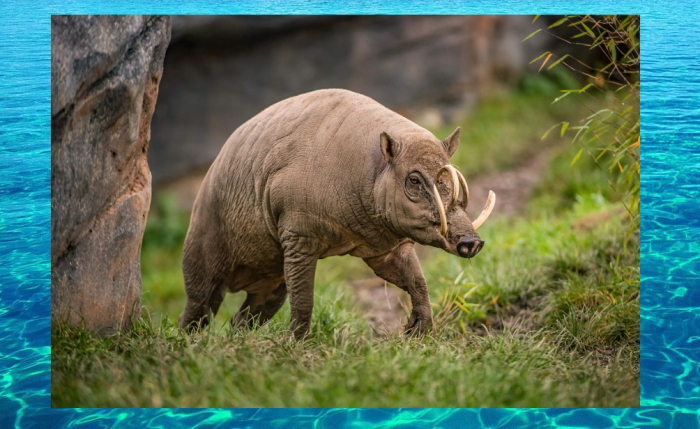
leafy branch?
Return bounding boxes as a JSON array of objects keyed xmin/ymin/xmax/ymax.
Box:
[{"xmin": 527, "ymin": 15, "xmax": 640, "ymax": 231}]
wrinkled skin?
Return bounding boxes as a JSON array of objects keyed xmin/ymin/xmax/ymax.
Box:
[{"xmin": 179, "ymin": 89, "xmax": 487, "ymax": 338}]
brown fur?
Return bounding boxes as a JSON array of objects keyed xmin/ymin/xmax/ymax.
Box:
[{"xmin": 179, "ymin": 89, "xmax": 483, "ymax": 338}]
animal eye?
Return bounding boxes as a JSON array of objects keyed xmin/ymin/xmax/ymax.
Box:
[{"xmin": 409, "ymin": 177, "xmax": 420, "ymax": 185}]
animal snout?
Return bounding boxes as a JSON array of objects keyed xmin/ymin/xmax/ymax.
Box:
[{"xmin": 457, "ymin": 236, "xmax": 484, "ymax": 259}]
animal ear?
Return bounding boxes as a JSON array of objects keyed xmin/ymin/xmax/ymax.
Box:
[
  {"xmin": 442, "ymin": 127, "xmax": 461, "ymax": 158},
  {"xmin": 380, "ymin": 131, "xmax": 401, "ymax": 163}
]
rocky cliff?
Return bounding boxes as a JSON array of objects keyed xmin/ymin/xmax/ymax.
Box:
[
  {"xmin": 149, "ymin": 16, "xmax": 544, "ymax": 185},
  {"xmin": 51, "ymin": 15, "xmax": 171, "ymax": 334}
]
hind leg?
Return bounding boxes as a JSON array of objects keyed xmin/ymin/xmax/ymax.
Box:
[
  {"xmin": 178, "ymin": 242, "xmax": 229, "ymax": 332},
  {"xmin": 232, "ymin": 281, "xmax": 288, "ymax": 328},
  {"xmin": 179, "ymin": 291, "xmax": 224, "ymax": 332}
]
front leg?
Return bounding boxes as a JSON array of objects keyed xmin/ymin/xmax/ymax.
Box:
[
  {"xmin": 281, "ymin": 235, "xmax": 319, "ymax": 339},
  {"xmin": 363, "ymin": 242, "xmax": 433, "ymax": 335}
]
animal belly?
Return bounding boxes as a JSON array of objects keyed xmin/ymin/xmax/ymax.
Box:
[{"xmin": 319, "ymin": 240, "xmax": 361, "ymax": 259}]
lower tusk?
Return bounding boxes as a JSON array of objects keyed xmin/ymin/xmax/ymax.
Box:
[
  {"xmin": 472, "ymin": 190, "xmax": 496, "ymax": 230},
  {"xmin": 432, "ymin": 183, "xmax": 448, "ymax": 236},
  {"xmin": 437, "ymin": 165, "xmax": 460, "ymax": 207},
  {"xmin": 454, "ymin": 169, "xmax": 470, "ymax": 210}
]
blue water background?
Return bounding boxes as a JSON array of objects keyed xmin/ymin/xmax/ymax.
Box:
[
  {"xmin": 639, "ymin": 0, "xmax": 700, "ymax": 416},
  {"xmin": 0, "ymin": 1, "xmax": 52, "ymax": 428},
  {"xmin": 1, "ymin": 0, "xmax": 696, "ymax": 427}
]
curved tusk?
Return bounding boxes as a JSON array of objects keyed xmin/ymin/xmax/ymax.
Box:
[
  {"xmin": 437, "ymin": 165, "xmax": 460, "ymax": 208},
  {"xmin": 454, "ymin": 169, "xmax": 470, "ymax": 210},
  {"xmin": 432, "ymin": 183, "xmax": 448, "ymax": 236},
  {"xmin": 472, "ymin": 190, "xmax": 496, "ymax": 230}
]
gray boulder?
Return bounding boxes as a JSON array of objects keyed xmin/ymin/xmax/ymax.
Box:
[{"xmin": 51, "ymin": 15, "xmax": 171, "ymax": 334}]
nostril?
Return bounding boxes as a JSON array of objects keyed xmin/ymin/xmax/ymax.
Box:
[
  {"xmin": 457, "ymin": 242, "xmax": 470, "ymax": 256},
  {"xmin": 457, "ymin": 238, "xmax": 485, "ymax": 258},
  {"xmin": 474, "ymin": 239, "xmax": 485, "ymax": 255}
]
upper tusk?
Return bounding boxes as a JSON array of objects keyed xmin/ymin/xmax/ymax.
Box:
[
  {"xmin": 437, "ymin": 165, "xmax": 460, "ymax": 207},
  {"xmin": 454, "ymin": 169, "xmax": 470, "ymax": 210},
  {"xmin": 432, "ymin": 183, "xmax": 448, "ymax": 236},
  {"xmin": 472, "ymin": 190, "xmax": 496, "ymax": 230}
]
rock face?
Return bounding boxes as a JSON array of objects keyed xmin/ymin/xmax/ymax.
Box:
[
  {"xmin": 51, "ymin": 15, "xmax": 171, "ymax": 334},
  {"xmin": 149, "ymin": 15, "xmax": 545, "ymax": 185}
]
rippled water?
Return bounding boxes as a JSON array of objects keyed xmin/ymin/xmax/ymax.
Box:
[
  {"xmin": 639, "ymin": 0, "xmax": 700, "ymax": 416},
  {"xmin": 2, "ymin": 0, "xmax": 694, "ymax": 427},
  {"xmin": 0, "ymin": 1, "xmax": 52, "ymax": 428}
]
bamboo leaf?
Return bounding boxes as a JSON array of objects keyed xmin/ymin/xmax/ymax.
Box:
[
  {"xmin": 612, "ymin": 148, "xmax": 627, "ymax": 165},
  {"xmin": 586, "ymin": 109, "xmax": 610, "ymax": 120},
  {"xmin": 547, "ymin": 54, "xmax": 569, "ymax": 70},
  {"xmin": 579, "ymin": 83, "xmax": 593, "ymax": 93},
  {"xmin": 607, "ymin": 40, "xmax": 617, "ymax": 61},
  {"xmin": 522, "ymin": 28, "xmax": 541, "ymax": 42},
  {"xmin": 552, "ymin": 92, "xmax": 571, "ymax": 104},
  {"xmin": 570, "ymin": 148, "xmax": 584, "ymax": 166},
  {"xmin": 529, "ymin": 51, "xmax": 550, "ymax": 64},
  {"xmin": 573, "ymin": 121, "xmax": 590, "ymax": 143},
  {"xmin": 615, "ymin": 83, "xmax": 630, "ymax": 93},
  {"xmin": 561, "ymin": 122, "xmax": 569, "ymax": 137},
  {"xmin": 590, "ymin": 31, "xmax": 605, "ymax": 49},
  {"xmin": 622, "ymin": 44, "xmax": 638, "ymax": 61},
  {"xmin": 581, "ymin": 22, "xmax": 595, "ymax": 38},
  {"xmin": 542, "ymin": 123, "xmax": 560, "ymax": 140},
  {"xmin": 549, "ymin": 17, "xmax": 568, "ymax": 28},
  {"xmin": 532, "ymin": 15, "xmax": 541, "ymax": 24},
  {"xmin": 595, "ymin": 149, "xmax": 607, "ymax": 162},
  {"xmin": 539, "ymin": 53, "xmax": 553, "ymax": 72}
]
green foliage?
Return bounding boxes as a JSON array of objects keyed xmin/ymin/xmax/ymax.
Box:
[
  {"xmin": 419, "ymin": 192, "xmax": 638, "ymax": 342},
  {"xmin": 527, "ymin": 15, "xmax": 640, "ymax": 229},
  {"xmin": 527, "ymin": 142, "xmax": 619, "ymax": 214}
]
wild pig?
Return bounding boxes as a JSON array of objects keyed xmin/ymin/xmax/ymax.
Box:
[{"xmin": 178, "ymin": 89, "xmax": 495, "ymax": 338}]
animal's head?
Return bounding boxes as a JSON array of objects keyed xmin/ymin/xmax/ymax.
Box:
[{"xmin": 376, "ymin": 127, "xmax": 495, "ymax": 258}]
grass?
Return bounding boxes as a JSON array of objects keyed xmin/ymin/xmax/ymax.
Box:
[
  {"xmin": 52, "ymin": 313, "xmax": 637, "ymax": 408},
  {"xmin": 51, "ymin": 75, "xmax": 640, "ymax": 408},
  {"xmin": 52, "ymin": 205, "xmax": 639, "ymax": 408}
]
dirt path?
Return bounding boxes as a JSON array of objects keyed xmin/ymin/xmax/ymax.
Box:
[
  {"xmin": 352, "ymin": 277, "xmax": 409, "ymax": 334},
  {"xmin": 353, "ymin": 148, "xmax": 557, "ymax": 334},
  {"xmin": 466, "ymin": 147, "xmax": 555, "ymax": 218}
]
